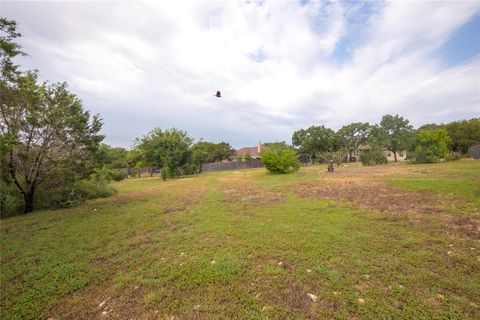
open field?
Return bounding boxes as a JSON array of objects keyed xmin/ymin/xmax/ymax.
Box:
[{"xmin": 1, "ymin": 160, "xmax": 479, "ymax": 319}]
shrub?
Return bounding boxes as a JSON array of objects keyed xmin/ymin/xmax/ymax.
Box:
[
  {"xmin": 445, "ymin": 152, "xmax": 463, "ymax": 161},
  {"xmin": 73, "ymin": 178, "xmax": 116, "ymax": 200},
  {"xmin": 360, "ymin": 147, "xmax": 387, "ymax": 166},
  {"xmin": 110, "ymin": 169, "xmax": 127, "ymax": 181},
  {"xmin": 181, "ymin": 163, "xmax": 198, "ymax": 175},
  {"xmin": 414, "ymin": 149, "xmax": 439, "ymax": 163},
  {"xmin": 414, "ymin": 128, "xmax": 450, "ymax": 163},
  {"xmin": 261, "ymin": 148, "xmax": 300, "ymax": 174},
  {"xmin": 0, "ymin": 183, "xmax": 23, "ymax": 218}
]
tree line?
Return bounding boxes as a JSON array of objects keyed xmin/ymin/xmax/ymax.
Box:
[
  {"xmin": 1, "ymin": 17, "xmax": 479, "ymax": 217},
  {"xmin": 291, "ymin": 115, "xmax": 479, "ymax": 166}
]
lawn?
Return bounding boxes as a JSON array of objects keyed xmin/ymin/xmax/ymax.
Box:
[{"xmin": 1, "ymin": 160, "xmax": 479, "ymax": 319}]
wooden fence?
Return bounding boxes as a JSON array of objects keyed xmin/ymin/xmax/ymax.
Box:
[{"xmin": 201, "ymin": 159, "xmax": 263, "ymax": 172}]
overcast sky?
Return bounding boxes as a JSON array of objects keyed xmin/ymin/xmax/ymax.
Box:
[{"xmin": 3, "ymin": 0, "xmax": 480, "ymax": 148}]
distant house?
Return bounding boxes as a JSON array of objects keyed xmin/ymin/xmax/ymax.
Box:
[
  {"xmin": 384, "ymin": 149, "xmax": 407, "ymax": 161},
  {"xmin": 357, "ymin": 145, "xmax": 407, "ymax": 161},
  {"xmin": 232, "ymin": 143, "xmax": 268, "ymax": 160}
]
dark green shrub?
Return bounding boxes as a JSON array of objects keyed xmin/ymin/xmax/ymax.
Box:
[
  {"xmin": 161, "ymin": 167, "xmax": 167, "ymax": 181},
  {"xmin": 414, "ymin": 149, "xmax": 439, "ymax": 163},
  {"xmin": 0, "ymin": 183, "xmax": 23, "ymax": 218},
  {"xmin": 445, "ymin": 152, "xmax": 463, "ymax": 161},
  {"xmin": 414, "ymin": 128, "xmax": 450, "ymax": 163},
  {"xmin": 360, "ymin": 148, "xmax": 387, "ymax": 166},
  {"xmin": 73, "ymin": 178, "xmax": 116, "ymax": 200},
  {"xmin": 261, "ymin": 148, "xmax": 300, "ymax": 174},
  {"xmin": 111, "ymin": 169, "xmax": 127, "ymax": 181}
]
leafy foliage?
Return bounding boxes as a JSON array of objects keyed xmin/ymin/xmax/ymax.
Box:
[
  {"xmin": 379, "ymin": 114, "xmax": 415, "ymax": 162},
  {"xmin": 443, "ymin": 118, "xmax": 480, "ymax": 154},
  {"xmin": 359, "ymin": 146, "xmax": 387, "ymax": 166},
  {"xmin": 191, "ymin": 140, "xmax": 233, "ymax": 169},
  {"xmin": 292, "ymin": 125, "xmax": 336, "ymax": 163},
  {"xmin": 0, "ymin": 18, "xmax": 107, "ymax": 216},
  {"xmin": 133, "ymin": 128, "xmax": 193, "ymax": 179},
  {"xmin": 97, "ymin": 144, "xmax": 129, "ymax": 169},
  {"xmin": 414, "ymin": 128, "xmax": 451, "ymax": 163},
  {"xmin": 261, "ymin": 145, "xmax": 300, "ymax": 174},
  {"xmin": 336, "ymin": 122, "xmax": 370, "ymax": 161},
  {"xmin": 243, "ymin": 151, "xmax": 253, "ymax": 161}
]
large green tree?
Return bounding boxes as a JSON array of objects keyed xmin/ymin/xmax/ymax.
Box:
[
  {"xmin": 134, "ymin": 128, "xmax": 193, "ymax": 178},
  {"xmin": 1, "ymin": 18, "xmax": 103, "ymax": 214},
  {"xmin": 443, "ymin": 118, "xmax": 480, "ymax": 154},
  {"xmin": 1, "ymin": 73, "xmax": 103, "ymax": 213},
  {"xmin": 379, "ymin": 114, "xmax": 415, "ymax": 162},
  {"xmin": 292, "ymin": 125, "xmax": 336, "ymax": 163},
  {"xmin": 210, "ymin": 142, "xmax": 233, "ymax": 162},
  {"xmin": 97, "ymin": 144, "xmax": 128, "ymax": 169},
  {"xmin": 191, "ymin": 140, "xmax": 233, "ymax": 169},
  {"xmin": 336, "ymin": 122, "xmax": 370, "ymax": 162}
]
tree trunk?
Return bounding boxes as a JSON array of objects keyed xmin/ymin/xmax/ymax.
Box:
[
  {"xmin": 393, "ymin": 149, "xmax": 397, "ymax": 162},
  {"xmin": 23, "ymin": 187, "xmax": 35, "ymax": 214}
]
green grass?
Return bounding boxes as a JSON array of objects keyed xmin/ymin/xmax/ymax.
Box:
[
  {"xmin": 388, "ymin": 161, "xmax": 480, "ymax": 203},
  {"xmin": 1, "ymin": 160, "xmax": 479, "ymax": 319}
]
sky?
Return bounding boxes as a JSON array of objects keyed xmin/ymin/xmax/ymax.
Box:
[{"xmin": 2, "ymin": 0, "xmax": 480, "ymax": 148}]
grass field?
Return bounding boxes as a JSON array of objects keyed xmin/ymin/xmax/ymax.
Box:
[{"xmin": 1, "ymin": 160, "xmax": 479, "ymax": 319}]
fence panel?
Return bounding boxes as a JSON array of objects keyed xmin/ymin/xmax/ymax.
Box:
[{"xmin": 201, "ymin": 160, "xmax": 263, "ymax": 172}]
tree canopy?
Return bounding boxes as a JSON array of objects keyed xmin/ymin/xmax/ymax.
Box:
[
  {"xmin": 133, "ymin": 128, "xmax": 193, "ymax": 178},
  {"xmin": 415, "ymin": 128, "xmax": 451, "ymax": 163},
  {"xmin": 292, "ymin": 125, "xmax": 335, "ymax": 163},
  {"xmin": 379, "ymin": 114, "xmax": 415, "ymax": 162},
  {"xmin": 336, "ymin": 122, "xmax": 370, "ymax": 161},
  {"xmin": 1, "ymin": 18, "xmax": 104, "ymax": 215}
]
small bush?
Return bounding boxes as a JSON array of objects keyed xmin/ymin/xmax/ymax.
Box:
[
  {"xmin": 360, "ymin": 148, "xmax": 387, "ymax": 166},
  {"xmin": 74, "ymin": 179, "xmax": 116, "ymax": 199},
  {"xmin": 0, "ymin": 183, "xmax": 23, "ymax": 218},
  {"xmin": 111, "ymin": 169, "xmax": 127, "ymax": 181},
  {"xmin": 414, "ymin": 149, "xmax": 439, "ymax": 163},
  {"xmin": 180, "ymin": 163, "xmax": 198, "ymax": 175},
  {"xmin": 445, "ymin": 152, "xmax": 463, "ymax": 161},
  {"xmin": 261, "ymin": 148, "xmax": 300, "ymax": 174},
  {"xmin": 59, "ymin": 177, "xmax": 116, "ymax": 208}
]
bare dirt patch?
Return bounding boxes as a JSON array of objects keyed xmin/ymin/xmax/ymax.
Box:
[
  {"xmin": 219, "ymin": 177, "xmax": 282, "ymax": 206},
  {"xmin": 294, "ymin": 180, "xmax": 447, "ymax": 214},
  {"xmin": 293, "ymin": 180, "xmax": 480, "ymax": 239}
]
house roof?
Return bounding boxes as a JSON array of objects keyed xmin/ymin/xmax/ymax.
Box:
[{"xmin": 232, "ymin": 144, "xmax": 268, "ymax": 158}]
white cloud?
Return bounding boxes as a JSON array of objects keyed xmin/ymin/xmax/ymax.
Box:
[{"xmin": 3, "ymin": 0, "xmax": 480, "ymax": 147}]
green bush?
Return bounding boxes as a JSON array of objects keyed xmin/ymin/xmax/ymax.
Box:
[
  {"xmin": 414, "ymin": 149, "xmax": 439, "ymax": 163},
  {"xmin": 445, "ymin": 152, "xmax": 463, "ymax": 161},
  {"xmin": 261, "ymin": 148, "xmax": 300, "ymax": 174},
  {"xmin": 72, "ymin": 178, "xmax": 116, "ymax": 200},
  {"xmin": 414, "ymin": 128, "xmax": 450, "ymax": 163},
  {"xmin": 181, "ymin": 163, "xmax": 198, "ymax": 175},
  {"xmin": 0, "ymin": 183, "xmax": 23, "ymax": 218},
  {"xmin": 359, "ymin": 148, "xmax": 387, "ymax": 166},
  {"xmin": 111, "ymin": 169, "xmax": 127, "ymax": 181}
]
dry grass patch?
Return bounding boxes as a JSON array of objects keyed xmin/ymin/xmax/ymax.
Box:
[
  {"xmin": 294, "ymin": 180, "xmax": 480, "ymax": 239},
  {"xmin": 219, "ymin": 177, "xmax": 282, "ymax": 206}
]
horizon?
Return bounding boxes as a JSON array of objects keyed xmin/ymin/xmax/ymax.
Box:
[{"xmin": 3, "ymin": 0, "xmax": 480, "ymax": 149}]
